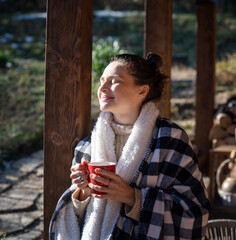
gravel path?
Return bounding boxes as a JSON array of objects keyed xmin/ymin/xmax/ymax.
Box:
[{"xmin": 0, "ymin": 150, "xmax": 44, "ymax": 240}]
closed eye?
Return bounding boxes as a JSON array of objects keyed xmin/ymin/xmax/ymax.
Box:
[
  {"xmin": 99, "ymin": 76, "xmax": 123, "ymax": 85},
  {"xmin": 111, "ymin": 78, "xmax": 122, "ymax": 84}
]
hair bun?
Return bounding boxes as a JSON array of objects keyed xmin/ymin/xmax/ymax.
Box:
[{"xmin": 146, "ymin": 53, "xmax": 163, "ymax": 70}]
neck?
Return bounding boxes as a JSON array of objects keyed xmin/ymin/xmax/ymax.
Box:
[{"xmin": 113, "ymin": 108, "xmax": 141, "ymax": 125}]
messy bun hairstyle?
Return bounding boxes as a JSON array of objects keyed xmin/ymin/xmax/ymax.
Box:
[{"xmin": 109, "ymin": 53, "xmax": 168, "ymax": 103}]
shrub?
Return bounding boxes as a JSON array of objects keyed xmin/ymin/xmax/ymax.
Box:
[
  {"xmin": 0, "ymin": 60, "xmax": 44, "ymax": 166},
  {"xmin": 0, "ymin": 39, "xmax": 126, "ymax": 167},
  {"xmin": 216, "ymin": 53, "xmax": 236, "ymax": 87}
]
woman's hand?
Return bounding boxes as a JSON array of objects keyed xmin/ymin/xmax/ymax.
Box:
[
  {"xmin": 88, "ymin": 168, "xmax": 135, "ymax": 207},
  {"xmin": 70, "ymin": 157, "xmax": 91, "ymax": 200}
]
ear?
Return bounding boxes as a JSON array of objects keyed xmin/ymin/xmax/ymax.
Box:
[{"xmin": 138, "ymin": 85, "xmax": 149, "ymax": 98}]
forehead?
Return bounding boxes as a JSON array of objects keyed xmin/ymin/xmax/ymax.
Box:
[{"xmin": 102, "ymin": 61, "xmax": 128, "ymax": 77}]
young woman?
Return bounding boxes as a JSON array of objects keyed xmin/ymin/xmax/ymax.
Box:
[{"xmin": 50, "ymin": 53, "xmax": 210, "ymax": 240}]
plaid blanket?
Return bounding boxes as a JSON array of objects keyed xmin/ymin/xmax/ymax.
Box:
[{"xmin": 50, "ymin": 117, "xmax": 210, "ymax": 240}]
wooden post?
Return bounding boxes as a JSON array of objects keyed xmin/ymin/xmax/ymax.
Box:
[
  {"xmin": 44, "ymin": 0, "xmax": 93, "ymax": 239},
  {"xmin": 195, "ymin": 0, "xmax": 216, "ymax": 172},
  {"xmin": 144, "ymin": 0, "xmax": 172, "ymax": 118}
]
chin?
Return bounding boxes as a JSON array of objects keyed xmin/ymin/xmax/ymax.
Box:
[{"xmin": 100, "ymin": 104, "xmax": 110, "ymax": 112}]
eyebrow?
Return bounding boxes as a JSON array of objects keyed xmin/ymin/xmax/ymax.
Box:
[{"xmin": 100, "ymin": 74, "xmax": 123, "ymax": 80}]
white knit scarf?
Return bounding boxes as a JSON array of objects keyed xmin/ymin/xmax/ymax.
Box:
[{"xmin": 81, "ymin": 102, "xmax": 159, "ymax": 240}]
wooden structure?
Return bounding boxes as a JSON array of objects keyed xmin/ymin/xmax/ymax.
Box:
[
  {"xmin": 44, "ymin": 0, "xmax": 93, "ymax": 238},
  {"xmin": 144, "ymin": 0, "xmax": 172, "ymax": 118},
  {"xmin": 44, "ymin": 0, "xmax": 220, "ymax": 239},
  {"xmin": 195, "ymin": 0, "xmax": 216, "ymax": 171}
]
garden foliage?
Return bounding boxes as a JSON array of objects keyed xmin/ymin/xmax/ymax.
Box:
[{"xmin": 0, "ymin": 6, "xmax": 236, "ymax": 167}]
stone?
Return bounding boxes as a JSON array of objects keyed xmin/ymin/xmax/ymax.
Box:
[
  {"xmin": 15, "ymin": 175, "xmax": 43, "ymax": 191},
  {"xmin": 0, "ymin": 183, "xmax": 11, "ymax": 193},
  {"xmin": 0, "ymin": 150, "xmax": 44, "ymax": 239},
  {"xmin": 35, "ymin": 193, "xmax": 43, "ymax": 211},
  {"xmin": 0, "ymin": 197, "xmax": 33, "ymax": 213},
  {"xmin": 0, "ymin": 188, "xmax": 39, "ymax": 212},
  {"xmin": 33, "ymin": 217, "xmax": 44, "ymax": 232},
  {"xmin": 0, "ymin": 211, "xmax": 42, "ymax": 234},
  {"xmin": 6, "ymin": 230, "xmax": 43, "ymax": 240},
  {"xmin": 36, "ymin": 166, "xmax": 43, "ymax": 177},
  {"xmin": 11, "ymin": 157, "xmax": 43, "ymax": 173},
  {"xmin": 0, "ymin": 169, "xmax": 26, "ymax": 184}
]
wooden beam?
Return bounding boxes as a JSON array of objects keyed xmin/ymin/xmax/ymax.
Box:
[
  {"xmin": 195, "ymin": 0, "xmax": 216, "ymax": 172},
  {"xmin": 144, "ymin": 0, "xmax": 172, "ymax": 118},
  {"xmin": 44, "ymin": 0, "xmax": 93, "ymax": 238}
]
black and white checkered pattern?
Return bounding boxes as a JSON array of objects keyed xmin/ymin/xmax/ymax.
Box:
[{"xmin": 50, "ymin": 117, "xmax": 210, "ymax": 240}]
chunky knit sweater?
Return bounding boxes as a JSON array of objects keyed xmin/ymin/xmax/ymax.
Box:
[
  {"xmin": 72, "ymin": 121, "xmax": 142, "ymax": 223},
  {"xmin": 111, "ymin": 121, "xmax": 133, "ymax": 159},
  {"xmin": 50, "ymin": 102, "xmax": 210, "ymax": 240}
]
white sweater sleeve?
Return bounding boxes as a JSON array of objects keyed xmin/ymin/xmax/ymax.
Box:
[
  {"xmin": 125, "ymin": 188, "xmax": 142, "ymax": 221},
  {"xmin": 71, "ymin": 188, "xmax": 91, "ymax": 224}
]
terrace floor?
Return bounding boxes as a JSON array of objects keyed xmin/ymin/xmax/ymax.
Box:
[{"xmin": 0, "ymin": 149, "xmax": 235, "ymax": 240}]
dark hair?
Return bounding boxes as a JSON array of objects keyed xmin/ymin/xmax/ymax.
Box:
[{"xmin": 109, "ymin": 53, "xmax": 168, "ymax": 103}]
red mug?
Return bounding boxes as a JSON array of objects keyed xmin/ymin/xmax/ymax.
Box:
[{"xmin": 87, "ymin": 162, "xmax": 116, "ymax": 194}]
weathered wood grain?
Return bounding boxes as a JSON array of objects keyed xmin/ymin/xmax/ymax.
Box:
[
  {"xmin": 144, "ymin": 0, "xmax": 172, "ymax": 118},
  {"xmin": 44, "ymin": 0, "xmax": 93, "ymax": 238},
  {"xmin": 195, "ymin": 0, "xmax": 216, "ymax": 172}
]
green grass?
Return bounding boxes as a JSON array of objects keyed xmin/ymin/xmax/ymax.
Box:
[
  {"xmin": 0, "ymin": 10, "xmax": 236, "ymax": 167},
  {"xmin": 0, "ymin": 39, "xmax": 125, "ymax": 167},
  {"xmin": 0, "ymin": 60, "xmax": 44, "ymax": 164}
]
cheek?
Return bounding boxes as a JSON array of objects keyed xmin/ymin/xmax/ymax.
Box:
[
  {"xmin": 112, "ymin": 85, "xmax": 122, "ymax": 95},
  {"xmin": 97, "ymin": 87, "xmax": 101, "ymax": 98}
]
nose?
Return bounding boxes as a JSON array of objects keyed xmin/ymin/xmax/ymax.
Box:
[{"xmin": 99, "ymin": 80, "xmax": 109, "ymax": 92}]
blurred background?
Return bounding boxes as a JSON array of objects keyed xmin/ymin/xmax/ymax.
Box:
[{"xmin": 0, "ymin": 0, "xmax": 236, "ymax": 169}]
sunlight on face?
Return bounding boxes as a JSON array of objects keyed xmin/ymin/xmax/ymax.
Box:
[{"xmin": 97, "ymin": 61, "xmax": 146, "ymax": 124}]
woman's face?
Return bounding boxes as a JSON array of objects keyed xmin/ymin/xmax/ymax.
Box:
[{"xmin": 97, "ymin": 61, "xmax": 148, "ymax": 123}]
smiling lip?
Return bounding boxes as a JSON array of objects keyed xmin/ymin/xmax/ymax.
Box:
[{"xmin": 101, "ymin": 95, "xmax": 114, "ymax": 101}]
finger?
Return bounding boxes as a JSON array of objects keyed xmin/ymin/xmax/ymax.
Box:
[
  {"xmin": 81, "ymin": 157, "xmax": 89, "ymax": 165},
  {"xmin": 88, "ymin": 183, "xmax": 108, "ymax": 194},
  {"xmin": 70, "ymin": 171, "xmax": 88, "ymax": 180},
  {"xmin": 73, "ymin": 174, "xmax": 89, "ymax": 186},
  {"xmin": 70, "ymin": 164, "xmax": 85, "ymax": 172},
  {"xmin": 70, "ymin": 163, "xmax": 80, "ymax": 172},
  {"xmin": 95, "ymin": 168, "xmax": 118, "ymax": 181},
  {"xmin": 91, "ymin": 193, "xmax": 108, "ymax": 199},
  {"xmin": 74, "ymin": 178, "xmax": 88, "ymax": 185},
  {"xmin": 75, "ymin": 180, "xmax": 89, "ymax": 190},
  {"xmin": 79, "ymin": 157, "xmax": 90, "ymax": 171},
  {"xmin": 70, "ymin": 159, "xmax": 89, "ymax": 173},
  {"xmin": 90, "ymin": 174, "xmax": 111, "ymax": 186}
]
